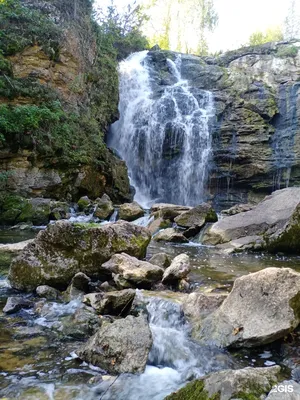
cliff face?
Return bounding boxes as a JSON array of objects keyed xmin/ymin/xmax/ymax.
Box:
[
  {"xmin": 0, "ymin": 0, "xmax": 131, "ymax": 204},
  {"xmin": 147, "ymin": 42, "xmax": 300, "ymax": 205}
]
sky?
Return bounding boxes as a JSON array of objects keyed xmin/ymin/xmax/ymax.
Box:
[{"xmin": 95, "ymin": 0, "xmax": 298, "ymax": 52}]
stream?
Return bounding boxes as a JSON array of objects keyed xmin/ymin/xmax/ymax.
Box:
[{"xmin": 1, "ymin": 224, "xmax": 300, "ymax": 399}]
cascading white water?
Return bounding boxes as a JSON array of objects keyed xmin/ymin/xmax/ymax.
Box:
[
  {"xmin": 98, "ymin": 294, "xmax": 233, "ymax": 400},
  {"xmin": 109, "ymin": 51, "xmax": 215, "ymax": 207}
]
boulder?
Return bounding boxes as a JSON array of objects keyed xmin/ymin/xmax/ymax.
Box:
[
  {"xmin": 36, "ymin": 285, "xmax": 60, "ymax": 300},
  {"xmin": 50, "ymin": 201, "xmax": 70, "ymax": 220},
  {"xmin": 118, "ymin": 201, "xmax": 144, "ymax": 221},
  {"xmin": 94, "ymin": 194, "xmax": 114, "ymax": 220},
  {"xmin": 266, "ymin": 380, "xmax": 300, "ymax": 399},
  {"xmin": 83, "ymin": 289, "xmax": 135, "ymax": 316},
  {"xmin": 162, "ymin": 254, "xmax": 191, "ymax": 283},
  {"xmin": 77, "ymin": 315, "xmax": 152, "ymax": 374},
  {"xmin": 77, "ymin": 196, "xmax": 92, "ymax": 211},
  {"xmin": 149, "ymin": 252, "xmax": 171, "ymax": 269},
  {"xmin": 3, "ymin": 296, "xmax": 33, "ymax": 314},
  {"xmin": 150, "ymin": 203, "xmax": 191, "ymax": 221},
  {"xmin": 60, "ymin": 307, "xmax": 101, "ymax": 339},
  {"xmin": 165, "ymin": 366, "xmax": 281, "ymax": 400},
  {"xmin": 203, "ymin": 188, "xmax": 300, "ymax": 253},
  {"xmin": 147, "ymin": 217, "xmax": 172, "ymax": 234},
  {"xmin": 71, "ymin": 272, "xmax": 91, "ymax": 293},
  {"xmin": 101, "ymin": 253, "xmax": 164, "ymax": 288},
  {"xmin": 8, "ymin": 220, "xmax": 151, "ymax": 291},
  {"xmin": 153, "ymin": 228, "xmax": 189, "ymax": 243},
  {"xmin": 174, "ymin": 203, "xmax": 218, "ymax": 237},
  {"xmin": 183, "ymin": 292, "xmax": 227, "ymax": 322},
  {"xmin": 0, "ymin": 239, "xmax": 33, "ymax": 254},
  {"xmin": 198, "ymin": 267, "xmax": 300, "ymax": 348}
]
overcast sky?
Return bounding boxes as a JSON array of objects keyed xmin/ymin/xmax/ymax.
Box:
[{"xmin": 95, "ymin": 0, "xmax": 297, "ymax": 52}]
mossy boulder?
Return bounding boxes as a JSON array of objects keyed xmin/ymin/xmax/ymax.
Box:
[
  {"xmin": 77, "ymin": 196, "xmax": 92, "ymax": 211},
  {"xmin": 8, "ymin": 220, "xmax": 151, "ymax": 291},
  {"xmin": 0, "ymin": 195, "xmax": 51, "ymax": 225},
  {"xmin": 165, "ymin": 366, "xmax": 281, "ymax": 400},
  {"xmin": 94, "ymin": 194, "xmax": 114, "ymax": 220},
  {"xmin": 119, "ymin": 201, "xmax": 144, "ymax": 222}
]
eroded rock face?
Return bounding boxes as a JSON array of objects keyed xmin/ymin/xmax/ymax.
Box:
[
  {"xmin": 203, "ymin": 187, "xmax": 300, "ymax": 253},
  {"xmin": 101, "ymin": 253, "xmax": 164, "ymax": 289},
  {"xmin": 8, "ymin": 220, "xmax": 151, "ymax": 291},
  {"xmin": 165, "ymin": 366, "xmax": 281, "ymax": 400},
  {"xmin": 77, "ymin": 315, "xmax": 152, "ymax": 374},
  {"xmin": 198, "ymin": 268, "xmax": 300, "ymax": 348},
  {"xmin": 147, "ymin": 43, "xmax": 300, "ymax": 203}
]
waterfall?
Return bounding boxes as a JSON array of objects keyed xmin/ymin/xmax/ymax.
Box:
[
  {"xmin": 99, "ymin": 294, "xmax": 233, "ymax": 400},
  {"xmin": 109, "ymin": 51, "xmax": 215, "ymax": 207}
]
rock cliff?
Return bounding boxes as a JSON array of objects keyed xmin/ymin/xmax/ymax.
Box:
[
  {"xmin": 146, "ymin": 41, "xmax": 300, "ymax": 205},
  {"xmin": 0, "ymin": 0, "xmax": 131, "ymax": 213}
]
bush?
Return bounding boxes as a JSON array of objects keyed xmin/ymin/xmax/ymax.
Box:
[
  {"xmin": 276, "ymin": 45, "xmax": 299, "ymax": 58},
  {"xmin": 0, "ymin": 0, "xmax": 62, "ymax": 58}
]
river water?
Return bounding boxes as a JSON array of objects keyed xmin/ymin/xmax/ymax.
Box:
[{"xmin": 1, "ymin": 227, "xmax": 300, "ymax": 399}]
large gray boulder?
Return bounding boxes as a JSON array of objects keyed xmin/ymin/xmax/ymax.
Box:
[
  {"xmin": 203, "ymin": 188, "xmax": 300, "ymax": 253},
  {"xmin": 151, "ymin": 203, "xmax": 191, "ymax": 221},
  {"xmin": 198, "ymin": 267, "xmax": 300, "ymax": 348},
  {"xmin": 165, "ymin": 366, "xmax": 281, "ymax": 400},
  {"xmin": 77, "ymin": 315, "xmax": 152, "ymax": 374},
  {"xmin": 174, "ymin": 203, "xmax": 217, "ymax": 237},
  {"xmin": 149, "ymin": 252, "xmax": 171, "ymax": 269},
  {"xmin": 83, "ymin": 289, "xmax": 135, "ymax": 316},
  {"xmin": 162, "ymin": 254, "xmax": 191, "ymax": 283},
  {"xmin": 118, "ymin": 201, "xmax": 144, "ymax": 221},
  {"xmin": 8, "ymin": 220, "xmax": 151, "ymax": 291},
  {"xmin": 101, "ymin": 253, "xmax": 164, "ymax": 288}
]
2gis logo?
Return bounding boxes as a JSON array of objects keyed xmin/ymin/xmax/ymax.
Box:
[{"xmin": 270, "ymin": 384, "xmax": 294, "ymax": 393}]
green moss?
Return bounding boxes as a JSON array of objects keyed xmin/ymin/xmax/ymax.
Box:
[
  {"xmin": 77, "ymin": 197, "xmax": 91, "ymax": 211},
  {"xmin": 165, "ymin": 380, "xmax": 220, "ymax": 400},
  {"xmin": 0, "ymin": 0, "xmax": 62, "ymax": 58},
  {"xmin": 73, "ymin": 223, "xmax": 100, "ymax": 229},
  {"xmin": 234, "ymin": 393, "xmax": 260, "ymax": 400},
  {"xmin": 205, "ymin": 209, "xmax": 218, "ymax": 223},
  {"xmin": 276, "ymin": 45, "xmax": 299, "ymax": 58},
  {"xmin": 159, "ymin": 219, "xmax": 172, "ymax": 229}
]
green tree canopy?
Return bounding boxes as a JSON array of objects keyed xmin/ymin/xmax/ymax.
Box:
[{"xmin": 248, "ymin": 26, "xmax": 283, "ymax": 46}]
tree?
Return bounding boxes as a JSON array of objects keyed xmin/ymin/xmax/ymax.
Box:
[
  {"xmin": 143, "ymin": 0, "xmax": 218, "ymax": 55},
  {"xmin": 248, "ymin": 26, "xmax": 283, "ymax": 46},
  {"xmin": 284, "ymin": 0, "xmax": 300, "ymax": 40},
  {"xmin": 94, "ymin": 1, "xmax": 149, "ymax": 60}
]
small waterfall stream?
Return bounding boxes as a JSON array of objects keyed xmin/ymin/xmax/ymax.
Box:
[
  {"xmin": 109, "ymin": 51, "xmax": 215, "ymax": 207},
  {"xmin": 99, "ymin": 293, "xmax": 233, "ymax": 400}
]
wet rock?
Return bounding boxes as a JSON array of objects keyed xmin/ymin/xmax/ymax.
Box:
[
  {"xmin": 94, "ymin": 194, "xmax": 114, "ymax": 220},
  {"xmin": 198, "ymin": 267, "xmax": 300, "ymax": 348},
  {"xmin": 174, "ymin": 203, "xmax": 218, "ymax": 237},
  {"xmin": 77, "ymin": 196, "xmax": 92, "ymax": 211},
  {"xmin": 118, "ymin": 201, "xmax": 144, "ymax": 221},
  {"xmin": 50, "ymin": 201, "xmax": 70, "ymax": 220},
  {"xmin": 266, "ymin": 380, "xmax": 300, "ymax": 399},
  {"xmin": 60, "ymin": 307, "xmax": 101, "ymax": 339},
  {"xmin": 147, "ymin": 217, "xmax": 172, "ymax": 234},
  {"xmin": 71, "ymin": 272, "xmax": 91, "ymax": 293},
  {"xmin": 166, "ymin": 366, "xmax": 280, "ymax": 400},
  {"xmin": 77, "ymin": 315, "xmax": 152, "ymax": 374},
  {"xmin": 36, "ymin": 285, "xmax": 60, "ymax": 300},
  {"xmin": 151, "ymin": 203, "xmax": 191, "ymax": 221},
  {"xmin": 3, "ymin": 296, "xmax": 33, "ymax": 314},
  {"xmin": 153, "ymin": 228, "xmax": 189, "ymax": 243},
  {"xmin": 99, "ymin": 281, "xmax": 118, "ymax": 292},
  {"xmin": 113, "ymin": 274, "xmax": 135, "ymax": 289},
  {"xmin": 101, "ymin": 253, "xmax": 164, "ymax": 288},
  {"xmin": 83, "ymin": 289, "xmax": 135, "ymax": 316},
  {"xmin": 162, "ymin": 254, "xmax": 191, "ymax": 283},
  {"xmin": 149, "ymin": 252, "xmax": 171, "ymax": 269},
  {"xmin": 9, "ymin": 220, "xmax": 151, "ymax": 291},
  {"xmin": 203, "ymin": 188, "xmax": 300, "ymax": 253}
]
